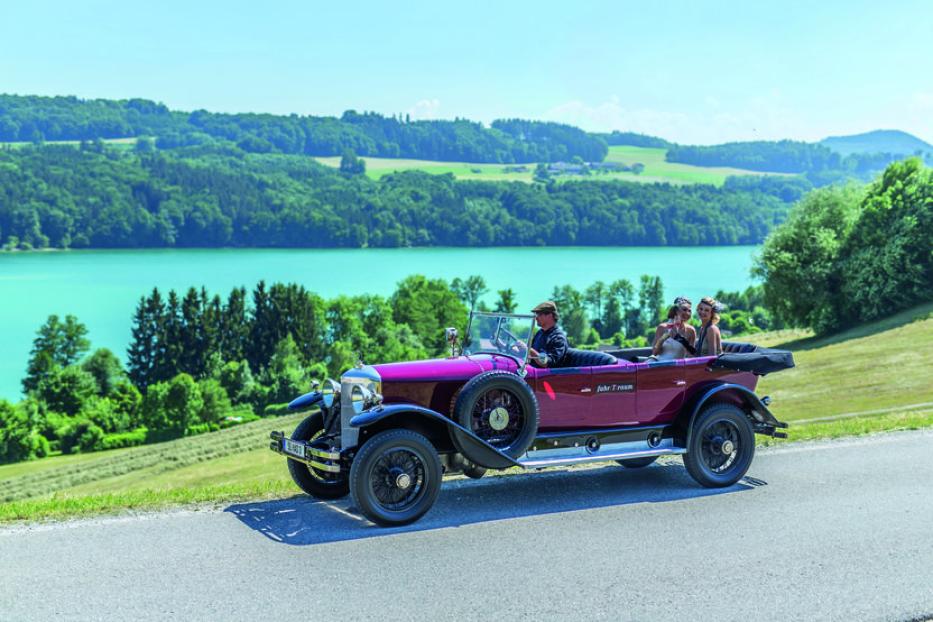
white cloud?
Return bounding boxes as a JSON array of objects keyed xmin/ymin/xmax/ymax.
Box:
[{"xmin": 407, "ymin": 98, "xmax": 441, "ymax": 120}]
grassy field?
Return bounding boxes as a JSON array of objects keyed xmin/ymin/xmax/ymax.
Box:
[
  {"xmin": 752, "ymin": 301, "xmax": 933, "ymax": 422},
  {"xmin": 315, "ymin": 146, "xmax": 782, "ymax": 187},
  {"xmin": 2, "ymin": 302, "xmax": 931, "ymax": 522}
]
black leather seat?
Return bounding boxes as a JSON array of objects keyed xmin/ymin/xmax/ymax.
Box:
[{"xmin": 562, "ymin": 348, "xmax": 618, "ymax": 368}]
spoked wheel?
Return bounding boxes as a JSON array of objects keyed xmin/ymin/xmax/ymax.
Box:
[
  {"xmin": 350, "ymin": 430, "xmax": 442, "ymax": 526},
  {"xmin": 470, "ymin": 387, "xmax": 527, "ymax": 449},
  {"xmin": 683, "ymin": 403, "xmax": 755, "ymax": 488},
  {"xmin": 452, "ymin": 371, "xmax": 539, "ymax": 459},
  {"xmin": 616, "ymin": 456, "xmax": 658, "ymax": 469},
  {"xmin": 287, "ymin": 412, "xmax": 349, "ymax": 499}
]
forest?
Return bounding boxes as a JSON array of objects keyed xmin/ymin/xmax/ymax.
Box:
[
  {"xmin": 0, "ymin": 95, "xmax": 606, "ymax": 163},
  {"xmin": 0, "ymin": 143, "xmax": 801, "ymax": 250},
  {"xmin": 666, "ymin": 139, "xmax": 928, "ymax": 182}
]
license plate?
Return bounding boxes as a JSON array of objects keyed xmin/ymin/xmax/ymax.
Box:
[{"xmin": 282, "ymin": 439, "xmax": 306, "ymax": 458}]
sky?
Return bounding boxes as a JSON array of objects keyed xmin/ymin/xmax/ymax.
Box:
[{"xmin": 2, "ymin": 0, "xmax": 931, "ymax": 145}]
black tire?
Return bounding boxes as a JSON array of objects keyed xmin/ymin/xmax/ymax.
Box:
[
  {"xmin": 683, "ymin": 403, "xmax": 755, "ymax": 488},
  {"xmin": 349, "ymin": 429, "xmax": 442, "ymax": 527},
  {"xmin": 616, "ymin": 456, "xmax": 658, "ymax": 469},
  {"xmin": 451, "ymin": 371, "xmax": 539, "ymax": 459},
  {"xmin": 286, "ymin": 412, "xmax": 349, "ymax": 500}
]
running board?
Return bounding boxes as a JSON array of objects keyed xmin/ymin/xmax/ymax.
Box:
[{"xmin": 517, "ymin": 438, "xmax": 686, "ymax": 469}]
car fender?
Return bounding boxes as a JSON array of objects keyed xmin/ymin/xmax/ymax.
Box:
[
  {"xmin": 681, "ymin": 382, "xmax": 788, "ymax": 444},
  {"xmin": 287, "ymin": 390, "xmax": 323, "ymax": 411},
  {"xmin": 350, "ymin": 404, "xmax": 522, "ymax": 470}
]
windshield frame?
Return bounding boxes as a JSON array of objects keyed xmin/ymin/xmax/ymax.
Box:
[{"xmin": 463, "ymin": 311, "xmax": 536, "ymax": 371}]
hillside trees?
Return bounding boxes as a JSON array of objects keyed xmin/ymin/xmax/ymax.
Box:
[
  {"xmin": 0, "ymin": 144, "xmax": 800, "ymax": 251},
  {"xmin": 756, "ymin": 158, "xmax": 932, "ymax": 332},
  {"xmin": 0, "ymin": 95, "xmax": 606, "ymax": 163}
]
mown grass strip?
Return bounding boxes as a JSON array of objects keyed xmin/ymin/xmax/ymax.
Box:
[
  {"xmin": 0, "ymin": 413, "xmax": 305, "ymax": 503},
  {"xmin": 0, "ymin": 480, "xmax": 298, "ymax": 523},
  {"xmin": 758, "ymin": 409, "xmax": 933, "ymax": 447}
]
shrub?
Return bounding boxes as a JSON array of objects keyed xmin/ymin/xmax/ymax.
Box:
[
  {"xmin": 60, "ymin": 419, "xmax": 105, "ymax": 454},
  {"xmin": 262, "ymin": 403, "xmax": 291, "ymax": 417},
  {"xmin": 99, "ymin": 428, "xmax": 147, "ymax": 451}
]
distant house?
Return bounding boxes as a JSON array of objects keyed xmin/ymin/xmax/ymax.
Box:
[{"xmin": 547, "ymin": 162, "xmax": 586, "ymax": 174}]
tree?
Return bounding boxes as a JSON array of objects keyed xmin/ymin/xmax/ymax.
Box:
[
  {"xmin": 81, "ymin": 348, "xmax": 125, "ymax": 396},
  {"xmin": 142, "ymin": 373, "xmax": 203, "ymax": 438},
  {"xmin": 36, "ymin": 365, "xmax": 99, "ymax": 416},
  {"xmin": 216, "ymin": 360, "xmax": 257, "ymax": 405},
  {"xmin": 638, "ymin": 275, "xmax": 665, "ymax": 329},
  {"xmin": 127, "ymin": 289, "xmax": 166, "ymax": 391},
  {"xmin": 197, "ymin": 379, "xmax": 232, "ymax": 425},
  {"xmin": 0, "ymin": 400, "xmax": 39, "ymax": 464},
  {"xmin": 494, "ymin": 289, "xmax": 517, "ymax": 313},
  {"xmin": 584, "ymin": 281, "xmax": 607, "ymax": 334},
  {"xmin": 339, "ymin": 148, "xmax": 366, "ymax": 175},
  {"xmin": 451, "ymin": 275, "xmax": 488, "ymax": 311},
  {"xmin": 754, "ymin": 184, "xmax": 862, "ymax": 331},
  {"xmin": 839, "ymin": 159, "xmax": 932, "ymax": 323},
  {"xmin": 550, "ymin": 285, "xmax": 588, "ymax": 345},
  {"xmin": 262, "ymin": 336, "xmax": 310, "ymax": 405},
  {"xmin": 391, "ymin": 276, "xmax": 468, "ymax": 355},
  {"xmin": 23, "ymin": 314, "xmax": 90, "ymax": 393}
]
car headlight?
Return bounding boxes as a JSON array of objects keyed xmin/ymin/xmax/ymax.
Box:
[
  {"xmin": 350, "ymin": 384, "xmax": 383, "ymax": 414},
  {"xmin": 321, "ymin": 378, "xmax": 340, "ymax": 410}
]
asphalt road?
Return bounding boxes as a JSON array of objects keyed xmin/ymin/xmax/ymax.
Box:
[{"xmin": 2, "ymin": 430, "xmax": 932, "ymax": 622}]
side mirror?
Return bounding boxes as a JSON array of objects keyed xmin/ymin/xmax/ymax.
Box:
[{"xmin": 445, "ymin": 327, "xmax": 459, "ymax": 357}]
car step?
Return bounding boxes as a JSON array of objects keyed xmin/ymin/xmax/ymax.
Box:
[{"xmin": 517, "ymin": 438, "xmax": 686, "ymax": 469}]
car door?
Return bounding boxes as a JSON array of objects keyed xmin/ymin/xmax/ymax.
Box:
[
  {"xmin": 528, "ymin": 366, "xmax": 593, "ymax": 429},
  {"xmin": 589, "ymin": 360, "xmax": 638, "ymax": 427},
  {"xmin": 634, "ymin": 359, "xmax": 687, "ymax": 425}
]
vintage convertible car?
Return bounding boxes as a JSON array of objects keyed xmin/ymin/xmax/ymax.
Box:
[{"xmin": 270, "ymin": 311, "xmax": 794, "ymax": 526}]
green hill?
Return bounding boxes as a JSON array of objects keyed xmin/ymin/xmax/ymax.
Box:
[
  {"xmin": 2, "ymin": 302, "xmax": 931, "ymax": 522},
  {"xmin": 820, "ymin": 129, "xmax": 933, "ymax": 157}
]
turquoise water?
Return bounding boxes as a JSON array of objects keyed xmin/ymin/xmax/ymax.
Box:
[{"xmin": 0, "ymin": 246, "xmax": 759, "ymax": 400}]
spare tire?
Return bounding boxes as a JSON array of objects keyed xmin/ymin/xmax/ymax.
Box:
[{"xmin": 451, "ymin": 370, "xmax": 539, "ymax": 460}]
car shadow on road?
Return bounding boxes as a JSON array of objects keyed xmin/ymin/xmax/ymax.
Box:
[{"xmin": 225, "ymin": 462, "xmax": 762, "ymax": 546}]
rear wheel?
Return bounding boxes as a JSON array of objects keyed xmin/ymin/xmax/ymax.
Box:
[
  {"xmin": 287, "ymin": 412, "xmax": 349, "ymax": 499},
  {"xmin": 350, "ymin": 429, "xmax": 442, "ymax": 526},
  {"xmin": 683, "ymin": 403, "xmax": 755, "ymax": 488},
  {"xmin": 616, "ymin": 456, "xmax": 658, "ymax": 469}
]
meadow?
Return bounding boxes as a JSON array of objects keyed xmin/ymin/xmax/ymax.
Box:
[
  {"xmin": 2, "ymin": 302, "xmax": 931, "ymax": 522},
  {"xmin": 314, "ymin": 146, "xmax": 782, "ymax": 186}
]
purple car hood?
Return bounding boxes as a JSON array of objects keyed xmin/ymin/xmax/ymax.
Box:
[{"xmin": 372, "ymin": 354, "xmax": 519, "ymax": 383}]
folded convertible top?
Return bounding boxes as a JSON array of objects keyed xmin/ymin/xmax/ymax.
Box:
[{"xmin": 711, "ymin": 342, "xmax": 796, "ymax": 375}]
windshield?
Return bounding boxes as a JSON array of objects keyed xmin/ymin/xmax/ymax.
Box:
[{"xmin": 462, "ymin": 312, "xmax": 536, "ymax": 362}]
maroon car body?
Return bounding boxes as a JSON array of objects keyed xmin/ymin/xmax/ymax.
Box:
[{"xmin": 271, "ymin": 311, "xmax": 792, "ymax": 526}]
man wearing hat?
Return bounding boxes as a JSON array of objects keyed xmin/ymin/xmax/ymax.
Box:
[{"xmin": 529, "ymin": 301, "xmax": 569, "ymax": 368}]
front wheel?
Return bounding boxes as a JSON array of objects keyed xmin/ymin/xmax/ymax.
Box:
[
  {"xmin": 683, "ymin": 403, "xmax": 755, "ymax": 488},
  {"xmin": 350, "ymin": 429, "xmax": 442, "ymax": 526},
  {"xmin": 287, "ymin": 412, "xmax": 349, "ymax": 499}
]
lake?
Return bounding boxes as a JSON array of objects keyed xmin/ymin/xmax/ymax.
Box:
[{"xmin": 0, "ymin": 246, "xmax": 760, "ymax": 400}]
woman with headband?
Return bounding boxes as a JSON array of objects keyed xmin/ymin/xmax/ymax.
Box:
[{"xmin": 695, "ymin": 296, "xmax": 723, "ymax": 357}]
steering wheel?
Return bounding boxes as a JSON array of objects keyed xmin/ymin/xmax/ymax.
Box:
[{"xmin": 497, "ymin": 328, "xmax": 528, "ymax": 356}]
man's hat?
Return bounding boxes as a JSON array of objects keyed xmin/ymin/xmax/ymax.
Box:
[{"xmin": 531, "ymin": 301, "xmax": 558, "ymax": 315}]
